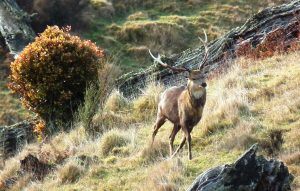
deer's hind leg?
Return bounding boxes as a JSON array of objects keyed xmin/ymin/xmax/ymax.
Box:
[
  {"xmin": 171, "ymin": 136, "xmax": 186, "ymax": 158},
  {"xmin": 169, "ymin": 124, "xmax": 180, "ymax": 156},
  {"xmin": 181, "ymin": 126, "xmax": 193, "ymax": 160},
  {"xmin": 151, "ymin": 116, "xmax": 166, "ymax": 146}
]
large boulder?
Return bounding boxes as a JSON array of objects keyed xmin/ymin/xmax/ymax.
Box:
[{"xmin": 188, "ymin": 144, "xmax": 294, "ymax": 191}]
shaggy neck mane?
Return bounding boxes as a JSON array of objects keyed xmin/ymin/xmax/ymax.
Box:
[{"xmin": 187, "ymin": 86, "xmax": 206, "ymax": 108}]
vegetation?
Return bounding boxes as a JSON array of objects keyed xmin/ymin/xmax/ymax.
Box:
[
  {"xmin": 75, "ymin": 61, "xmax": 120, "ymax": 136},
  {"xmin": 0, "ymin": 52, "xmax": 31, "ymax": 126},
  {"xmin": 8, "ymin": 26, "xmax": 104, "ymax": 130},
  {"xmin": 0, "ymin": 1, "xmax": 299, "ymax": 190},
  {"xmin": 0, "ymin": 51, "xmax": 299, "ymax": 190},
  {"xmin": 86, "ymin": 0, "xmax": 287, "ymax": 71},
  {"xmin": 0, "ymin": 0, "xmax": 288, "ymax": 126}
]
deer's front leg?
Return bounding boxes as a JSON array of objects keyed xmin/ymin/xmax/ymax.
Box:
[{"xmin": 169, "ymin": 124, "xmax": 180, "ymax": 156}]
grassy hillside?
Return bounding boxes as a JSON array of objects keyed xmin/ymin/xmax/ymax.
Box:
[
  {"xmin": 86, "ymin": 0, "xmax": 287, "ymax": 72},
  {"xmin": 1, "ymin": 51, "xmax": 299, "ymax": 190},
  {"xmin": 0, "ymin": 0, "xmax": 288, "ymax": 126}
]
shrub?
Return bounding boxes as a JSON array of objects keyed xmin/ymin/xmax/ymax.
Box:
[
  {"xmin": 76, "ymin": 61, "xmax": 121, "ymax": 136},
  {"xmin": 9, "ymin": 26, "xmax": 104, "ymax": 128}
]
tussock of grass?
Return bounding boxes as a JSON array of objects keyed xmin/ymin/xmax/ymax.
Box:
[
  {"xmin": 126, "ymin": 46, "xmax": 149, "ymax": 61},
  {"xmin": 92, "ymin": 112, "xmax": 130, "ymax": 130},
  {"xmin": 104, "ymin": 90, "xmax": 129, "ymax": 112},
  {"xmin": 9, "ymin": 175, "xmax": 31, "ymax": 191},
  {"xmin": 99, "ymin": 129, "xmax": 131, "ymax": 156},
  {"xmin": 258, "ymin": 128, "xmax": 285, "ymax": 156},
  {"xmin": 93, "ymin": 80, "xmax": 164, "ymax": 129},
  {"xmin": 140, "ymin": 140, "xmax": 169, "ymax": 164},
  {"xmin": 0, "ymin": 158, "xmax": 20, "ymax": 183},
  {"xmin": 57, "ymin": 160, "xmax": 84, "ymax": 184},
  {"xmin": 90, "ymin": 0, "xmax": 110, "ymax": 7},
  {"xmin": 116, "ymin": 19, "xmax": 191, "ymax": 51},
  {"xmin": 127, "ymin": 11, "xmax": 149, "ymax": 21},
  {"xmin": 139, "ymin": 158, "xmax": 185, "ymax": 191},
  {"xmin": 132, "ymin": 81, "xmax": 164, "ymax": 121}
]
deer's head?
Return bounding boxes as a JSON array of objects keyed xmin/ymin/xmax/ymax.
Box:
[{"xmin": 149, "ymin": 30, "xmax": 209, "ymax": 94}]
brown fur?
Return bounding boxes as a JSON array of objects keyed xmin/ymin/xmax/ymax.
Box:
[{"xmin": 152, "ymin": 70, "xmax": 206, "ymax": 160}]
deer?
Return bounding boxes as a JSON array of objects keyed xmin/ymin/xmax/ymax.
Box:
[{"xmin": 149, "ymin": 31, "xmax": 209, "ymax": 160}]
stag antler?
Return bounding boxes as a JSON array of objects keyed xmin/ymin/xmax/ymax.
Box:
[
  {"xmin": 149, "ymin": 50, "xmax": 189, "ymax": 73},
  {"xmin": 198, "ymin": 30, "xmax": 209, "ymax": 70}
]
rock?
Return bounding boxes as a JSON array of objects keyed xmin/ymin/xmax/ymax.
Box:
[
  {"xmin": 20, "ymin": 154, "xmax": 52, "ymax": 180},
  {"xmin": 187, "ymin": 144, "xmax": 294, "ymax": 191},
  {"xmin": 118, "ymin": 1, "xmax": 300, "ymax": 97},
  {"xmin": 0, "ymin": 0, "xmax": 35, "ymax": 56},
  {"xmin": 1, "ymin": 154, "xmax": 53, "ymax": 189},
  {"xmin": 0, "ymin": 119, "xmax": 36, "ymax": 159}
]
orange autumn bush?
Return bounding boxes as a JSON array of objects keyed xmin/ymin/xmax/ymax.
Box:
[{"xmin": 9, "ymin": 26, "xmax": 105, "ymax": 127}]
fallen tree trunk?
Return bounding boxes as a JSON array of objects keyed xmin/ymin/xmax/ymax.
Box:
[
  {"xmin": 117, "ymin": 0, "xmax": 300, "ymax": 97},
  {"xmin": 188, "ymin": 144, "xmax": 294, "ymax": 191},
  {"xmin": 0, "ymin": 0, "xmax": 35, "ymax": 56}
]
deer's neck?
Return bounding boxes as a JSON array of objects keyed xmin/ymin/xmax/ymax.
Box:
[{"xmin": 187, "ymin": 84, "xmax": 206, "ymax": 108}]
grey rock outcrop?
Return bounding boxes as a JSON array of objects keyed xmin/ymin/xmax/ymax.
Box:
[
  {"xmin": 0, "ymin": 119, "xmax": 36, "ymax": 159},
  {"xmin": 0, "ymin": 0, "xmax": 35, "ymax": 56},
  {"xmin": 188, "ymin": 144, "xmax": 294, "ymax": 191}
]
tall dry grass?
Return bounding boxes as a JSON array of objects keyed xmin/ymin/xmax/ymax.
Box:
[
  {"xmin": 138, "ymin": 158, "xmax": 185, "ymax": 191},
  {"xmin": 1, "ymin": 51, "xmax": 300, "ymax": 190},
  {"xmin": 76, "ymin": 57, "xmax": 121, "ymax": 136},
  {"xmin": 92, "ymin": 80, "xmax": 164, "ymax": 131},
  {"xmin": 200, "ymin": 63, "xmax": 250, "ymax": 136}
]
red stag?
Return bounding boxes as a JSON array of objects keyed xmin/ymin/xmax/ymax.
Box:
[{"xmin": 149, "ymin": 31, "xmax": 209, "ymax": 160}]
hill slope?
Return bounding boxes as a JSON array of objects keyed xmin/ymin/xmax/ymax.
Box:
[
  {"xmin": 0, "ymin": 0, "xmax": 289, "ymax": 126},
  {"xmin": 1, "ymin": 51, "xmax": 299, "ymax": 190},
  {"xmin": 86, "ymin": 0, "xmax": 288, "ymax": 71}
]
